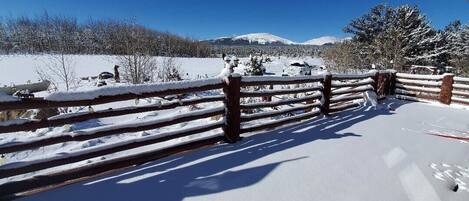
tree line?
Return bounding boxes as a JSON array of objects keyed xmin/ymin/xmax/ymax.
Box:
[
  {"xmin": 324, "ymin": 4, "xmax": 469, "ymax": 75},
  {"xmin": 0, "ymin": 13, "xmax": 212, "ymax": 57},
  {"xmin": 210, "ymin": 45, "xmax": 324, "ymax": 58}
]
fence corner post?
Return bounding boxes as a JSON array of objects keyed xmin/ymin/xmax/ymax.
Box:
[
  {"xmin": 439, "ymin": 73, "xmax": 454, "ymax": 105},
  {"xmin": 223, "ymin": 74, "xmax": 241, "ymax": 143},
  {"xmin": 321, "ymin": 72, "xmax": 332, "ymax": 115},
  {"xmin": 389, "ymin": 70, "xmax": 397, "ymax": 95},
  {"xmin": 370, "ymin": 70, "xmax": 379, "ymax": 94}
]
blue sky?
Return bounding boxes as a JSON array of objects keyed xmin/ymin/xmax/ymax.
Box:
[{"xmin": 1, "ymin": 0, "xmax": 468, "ymax": 42}]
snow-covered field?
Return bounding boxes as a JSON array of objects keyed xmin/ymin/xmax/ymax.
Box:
[
  {"xmin": 16, "ymin": 99, "xmax": 469, "ymax": 201},
  {"xmin": 0, "ymin": 55, "xmax": 324, "ymax": 85}
]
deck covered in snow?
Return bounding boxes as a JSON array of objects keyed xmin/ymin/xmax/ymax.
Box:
[{"xmin": 18, "ymin": 100, "xmax": 469, "ymax": 201}]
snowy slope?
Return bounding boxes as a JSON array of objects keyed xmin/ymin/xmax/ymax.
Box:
[
  {"xmin": 232, "ymin": 33, "xmax": 295, "ymax": 45},
  {"xmin": 303, "ymin": 36, "xmax": 341, "ymax": 46}
]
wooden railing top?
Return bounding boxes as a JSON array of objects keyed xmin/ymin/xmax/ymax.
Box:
[
  {"xmin": 331, "ymin": 71, "xmax": 378, "ymax": 80},
  {"xmin": 0, "ymin": 78, "xmax": 224, "ymax": 111},
  {"xmin": 454, "ymin": 76, "xmax": 469, "ymax": 83},
  {"xmin": 396, "ymin": 73, "xmax": 444, "ymax": 80},
  {"xmin": 241, "ymin": 75, "xmax": 323, "ymax": 86}
]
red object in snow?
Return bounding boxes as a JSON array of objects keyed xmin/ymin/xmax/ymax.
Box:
[{"xmin": 427, "ymin": 132, "xmax": 469, "ymax": 141}]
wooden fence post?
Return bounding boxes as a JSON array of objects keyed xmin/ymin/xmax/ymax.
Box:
[
  {"xmin": 321, "ymin": 72, "xmax": 332, "ymax": 115},
  {"xmin": 371, "ymin": 70, "xmax": 379, "ymax": 94},
  {"xmin": 223, "ymin": 74, "xmax": 241, "ymax": 143},
  {"xmin": 380, "ymin": 72, "xmax": 389, "ymax": 97},
  {"xmin": 389, "ymin": 71, "xmax": 397, "ymax": 95},
  {"xmin": 439, "ymin": 73, "xmax": 454, "ymax": 105},
  {"xmin": 262, "ymin": 84, "xmax": 273, "ymax": 102}
]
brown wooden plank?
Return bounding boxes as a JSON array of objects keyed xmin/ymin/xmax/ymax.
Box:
[
  {"xmin": 331, "ymin": 80, "xmax": 374, "ymax": 88},
  {"xmin": 329, "ymin": 102, "xmax": 361, "ymax": 113},
  {"xmin": 240, "ymin": 78, "xmax": 323, "ymax": 87},
  {"xmin": 0, "ymin": 83, "xmax": 224, "ymax": 111},
  {"xmin": 332, "ymin": 75, "xmax": 372, "ymax": 80},
  {"xmin": 240, "ymin": 110, "xmax": 321, "ymax": 134},
  {"xmin": 330, "ymin": 94, "xmax": 364, "ymax": 104},
  {"xmin": 395, "ymin": 93, "xmax": 440, "ymax": 102},
  {"xmin": 332, "ymin": 86, "xmax": 372, "ymax": 96},
  {"xmin": 452, "ymin": 90, "xmax": 469, "ymax": 97},
  {"xmin": 240, "ymin": 94, "xmax": 321, "ymax": 110},
  {"xmin": 240, "ymin": 86, "xmax": 322, "ymax": 97},
  {"xmin": 240, "ymin": 103, "xmax": 321, "ymax": 122},
  {"xmin": 0, "ymin": 96, "xmax": 224, "ymax": 134},
  {"xmin": 0, "ymin": 108, "xmax": 225, "ymax": 154}
]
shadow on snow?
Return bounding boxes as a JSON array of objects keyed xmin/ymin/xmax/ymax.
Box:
[{"xmin": 19, "ymin": 100, "xmax": 408, "ymax": 201}]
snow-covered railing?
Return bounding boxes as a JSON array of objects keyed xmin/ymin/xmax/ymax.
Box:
[
  {"xmin": 328, "ymin": 71, "xmax": 387, "ymax": 113},
  {"xmin": 451, "ymin": 76, "xmax": 469, "ymax": 105},
  {"xmin": 0, "ymin": 78, "xmax": 229, "ymax": 196},
  {"xmin": 395, "ymin": 73, "xmax": 469, "ymax": 105},
  {"xmin": 331, "ymin": 71, "xmax": 377, "ymax": 80},
  {"xmin": 395, "ymin": 73, "xmax": 444, "ymax": 80},
  {"xmin": 241, "ymin": 75, "xmax": 323, "ymax": 86},
  {"xmin": 238, "ymin": 76, "xmax": 324, "ymax": 134},
  {"xmin": 0, "ymin": 107, "xmax": 226, "ymax": 178},
  {"xmin": 0, "ymin": 72, "xmax": 398, "ymax": 196},
  {"xmin": 0, "ymin": 96, "xmax": 225, "ymax": 134},
  {"xmin": 395, "ymin": 73, "xmax": 445, "ymax": 103},
  {"xmin": 0, "ymin": 78, "xmax": 225, "ymax": 111}
]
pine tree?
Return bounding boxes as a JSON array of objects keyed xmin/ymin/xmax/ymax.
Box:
[
  {"xmin": 394, "ymin": 5, "xmax": 438, "ymax": 65},
  {"xmin": 343, "ymin": 5, "xmax": 439, "ymax": 70},
  {"xmin": 344, "ymin": 4, "xmax": 394, "ymax": 44},
  {"xmin": 452, "ymin": 24, "xmax": 469, "ymax": 75},
  {"xmin": 245, "ymin": 55, "xmax": 264, "ymax": 76}
]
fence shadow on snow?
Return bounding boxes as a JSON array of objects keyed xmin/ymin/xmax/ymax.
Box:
[{"xmin": 17, "ymin": 100, "xmax": 410, "ymax": 201}]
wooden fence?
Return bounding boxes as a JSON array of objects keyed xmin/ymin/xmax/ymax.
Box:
[
  {"xmin": 395, "ymin": 73, "xmax": 469, "ymax": 105},
  {"xmin": 0, "ymin": 70, "xmax": 446, "ymax": 197}
]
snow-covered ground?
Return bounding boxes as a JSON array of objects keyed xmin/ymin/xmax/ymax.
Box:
[
  {"xmin": 16, "ymin": 99, "xmax": 469, "ymax": 201},
  {"xmin": 0, "ymin": 55, "xmax": 324, "ymax": 86}
]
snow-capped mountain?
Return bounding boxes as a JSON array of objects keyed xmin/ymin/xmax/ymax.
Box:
[
  {"xmin": 205, "ymin": 33, "xmax": 347, "ymax": 46},
  {"xmin": 232, "ymin": 33, "xmax": 295, "ymax": 45},
  {"xmin": 205, "ymin": 33, "xmax": 295, "ymax": 46},
  {"xmin": 302, "ymin": 36, "xmax": 341, "ymax": 46}
]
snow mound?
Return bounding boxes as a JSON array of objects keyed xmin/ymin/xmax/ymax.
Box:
[{"xmin": 232, "ymin": 33, "xmax": 295, "ymax": 45}]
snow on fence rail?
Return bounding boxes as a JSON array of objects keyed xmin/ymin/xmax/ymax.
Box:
[
  {"xmin": 0, "ymin": 71, "xmax": 422, "ymax": 197},
  {"xmin": 0, "ymin": 78, "xmax": 225, "ymax": 111}
]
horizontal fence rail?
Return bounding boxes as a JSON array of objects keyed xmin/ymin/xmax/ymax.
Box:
[{"xmin": 0, "ymin": 79, "xmax": 225, "ymax": 111}]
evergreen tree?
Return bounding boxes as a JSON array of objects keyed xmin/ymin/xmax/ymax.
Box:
[
  {"xmin": 343, "ymin": 5, "xmax": 439, "ymax": 70},
  {"xmin": 244, "ymin": 55, "xmax": 264, "ymax": 76}
]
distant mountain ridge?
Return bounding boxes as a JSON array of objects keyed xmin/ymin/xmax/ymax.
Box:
[{"xmin": 204, "ymin": 33, "xmax": 346, "ymax": 46}]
